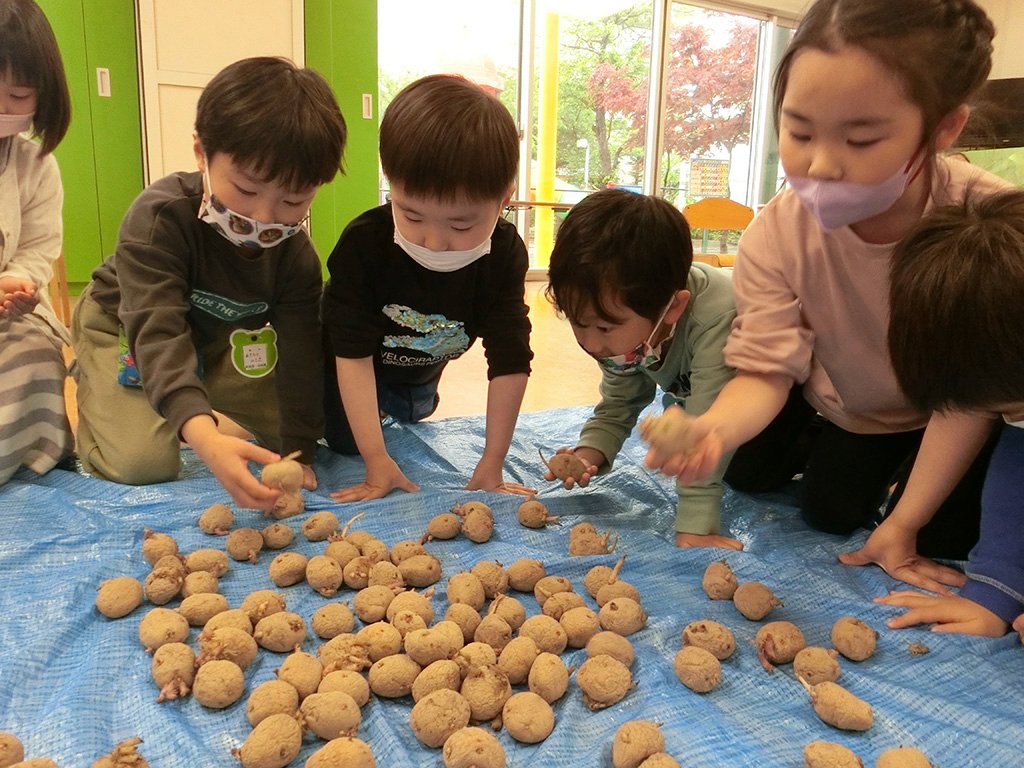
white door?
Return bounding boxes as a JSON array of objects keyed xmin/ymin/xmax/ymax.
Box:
[{"xmin": 136, "ymin": 0, "xmax": 304, "ymax": 184}]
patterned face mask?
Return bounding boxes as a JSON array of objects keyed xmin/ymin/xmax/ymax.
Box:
[
  {"xmin": 595, "ymin": 299, "xmax": 676, "ymax": 376},
  {"xmin": 197, "ymin": 163, "xmax": 306, "ymax": 249}
]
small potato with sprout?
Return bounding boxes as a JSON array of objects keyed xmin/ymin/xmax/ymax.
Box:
[
  {"xmin": 90, "ymin": 737, "xmax": 147, "ymax": 768},
  {"xmin": 674, "ymin": 646, "xmax": 721, "ymax": 693},
  {"xmin": 794, "ymin": 647, "xmax": 840, "ymax": 685},
  {"xmin": 305, "ymin": 738, "xmax": 375, "ymax": 768},
  {"xmin": 151, "ymin": 642, "xmax": 195, "ymax": 702},
  {"xmin": 803, "ymin": 741, "xmax": 863, "ymax": 768},
  {"xmin": 302, "ymin": 510, "xmax": 339, "ymax": 541},
  {"xmin": 300, "ymin": 690, "xmax": 362, "ymax": 740},
  {"xmin": 184, "ymin": 548, "xmax": 229, "ymax": 578},
  {"xmin": 234, "ymin": 712, "xmax": 302, "ymax": 768},
  {"xmin": 193, "ymin": 658, "xmax": 245, "ymax": 709},
  {"xmin": 261, "ymin": 452, "xmax": 305, "ymax": 518},
  {"xmin": 246, "ymin": 679, "xmax": 299, "ymax": 727},
  {"xmin": 527, "ymin": 652, "xmax": 569, "ymax": 703},
  {"xmin": 503, "ymin": 691, "xmax": 554, "ymax": 743},
  {"xmin": 733, "ymin": 581, "xmax": 781, "ymax": 621},
  {"xmin": 755, "ymin": 621, "xmax": 806, "ymax": 672},
  {"xmin": 241, "ymin": 589, "xmax": 286, "ymax": 625},
  {"xmin": 319, "ymin": 670, "xmax": 370, "ymax": 706},
  {"xmin": 0, "ymin": 732, "xmax": 23, "ymax": 767},
  {"xmin": 138, "ymin": 607, "xmax": 190, "ymax": 652},
  {"xmin": 568, "ymin": 522, "xmax": 617, "ymax": 555},
  {"xmin": 254, "ymin": 611, "xmax": 307, "ymax": 652},
  {"xmin": 443, "ymin": 727, "xmax": 505, "ymax": 768},
  {"xmin": 682, "ymin": 620, "xmax": 735, "ymax": 661},
  {"xmin": 612, "ymin": 720, "xmax": 665, "ymax": 768},
  {"xmin": 178, "ymin": 593, "xmax": 229, "ymax": 627},
  {"xmin": 599, "ymin": 597, "xmax": 647, "ymax": 636},
  {"xmin": 276, "ymin": 648, "xmax": 323, "ymax": 698},
  {"xmin": 260, "ymin": 523, "xmax": 294, "ymax": 550},
  {"xmin": 368, "ymin": 653, "xmax": 422, "ymax": 698},
  {"xmin": 507, "ymin": 558, "xmax": 546, "ymax": 593},
  {"xmin": 198, "ymin": 502, "xmax": 233, "ymax": 535},
  {"xmin": 800, "ymin": 678, "xmax": 873, "ymax": 732},
  {"xmin": 539, "ymin": 448, "xmax": 588, "ymax": 482},
  {"xmin": 356, "ymin": 621, "xmax": 402, "ymax": 662},
  {"xmin": 702, "ymin": 561, "xmax": 738, "ymax": 600},
  {"xmin": 141, "ymin": 529, "xmax": 178, "ymax": 566},
  {"xmin": 831, "ymin": 616, "xmax": 877, "ymax": 662},
  {"xmin": 460, "ymin": 663, "xmax": 512, "ymax": 722},
  {"xmin": 306, "ymin": 554, "xmax": 344, "ymax": 597},
  {"xmin": 96, "ymin": 576, "xmax": 144, "ymax": 619},
  {"xmin": 425, "ymin": 512, "xmax": 462, "ymax": 541},
  {"xmin": 577, "ymin": 654, "xmax": 633, "ymax": 710},
  {"xmin": 268, "ymin": 552, "xmax": 308, "ymax": 588},
  {"xmin": 410, "ymin": 688, "xmax": 472, "ymax": 748},
  {"xmin": 586, "ymin": 631, "xmax": 635, "ymax": 667},
  {"xmin": 517, "ymin": 499, "xmax": 559, "ymax": 529},
  {"xmin": 399, "ymin": 554, "xmax": 443, "ymax": 588},
  {"xmin": 638, "ymin": 406, "xmax": 698, "ymax": 458}
]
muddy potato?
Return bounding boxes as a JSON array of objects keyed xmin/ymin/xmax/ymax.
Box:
[
  {"xmin": 240, "ymin": 589, "xmax": 286, "ymax": 625},
  {"xmin": 410, "ymin": 688, "xmax": 472, "ymax": 748},
  {"xmin": 260, "ymin": 522, "xmax": 294, "ymax": 550},
  {"xmin": 461, "ymin": 508, "xmax": 494, "ymax": 543},
  {"xmin": 235, "ymin": 712, "xmax": 302, "ymax": 768},
  {"xmin": 674, "ymin": 646, "xmax": 721, "ymax": 693},
  {"xmin": 682, "ymin": 620, "xmax": 735, "ymax": 661},
  {"xmin": 756, "ymin": 621, "xmax": 807, "ymax": 671},
  {"xmin": 193, "ymin": 658, "xmax": 245, "ymax": 709},
  {"xmin": 533, "ymin": 574, "xmax": 573, "ymax": 606},
  {"xmin": 831, "ymin": 616, "xmax": 877, "ymax": 662},
  {"xmin": 527, "ymin": 652, "xmax": 569, "ymax": 704},
  {"xmin": 460, "ymin": 663, "xmax": 511, "ymax": 722},
  {"xmin": 268, "ymin": 552, "xmax": 308, "ymax": 588},
  {"xmin": 399, "ymin": 554, "xmax": 443, "ymax": 588},
  {"xmin": 876, "ymin": 747, "xmax": 932, "ymax": 767},
  {"xmin": 90, "ymin": 737, "xmax": 147, "ymax": 768},
  {"xmin": 204, "ymin": 608, "xmax": 253, "ymax": 636},
  {"xmin": 517, "ymin": 499, "xmax": 559, "ymax": 529},
  {"xmin": 447, "ymin": 572, "xmax": 487, "ymax": 610},
  {"xmin": 306, "ymin": 555, "xmax": 344, "ymax": 597},
  {"xmin": 794, "ymin": 647, "xmax": 841, "ymax": 686},
  {"xmin": 518, "ymin": 614, "xmax": 568, "ymax": 655},
  {"xmin": 276, "ymin": 649, "xmax": 323, "ymax": 699},
  {"xmin": 141, "ymin": 529, "xmax": 178, "ymax": 566},
  {"xmin": 0, "ymin": 732, "xmax": 23, "ymax": 767},
  {"xmin": 305, "ymin": 738, "xmax": 375, "ymax": 768},
  {"xmin": 470, "ymin": 561, "xmax": 508, "ymax": 599},
  {"xmin": 319, "ymin": 670, "xmax": 371, "ymax": 706},
  {"xmin": 138, "ymin": 607, "xmax": 190, "ymax": 652},
  {"xmin": 577, "ymin": 654, "xmax": 633, "ymax": 710},
  {"xmin": 271, "ymin": 491, "xmax": 304, "ymax": 519},
  {"xmin": 143, "ymin": 564, "xmax": 183, "ymax": 606},
  {"xmin": 246, "ymin": 679, "xmax": 300, "ymax": 727},
  {"xmin": 178, "ymin": 593, "xmax": 229, "ymax": 627},
  {"xmin": 507, "ymin": 558, "xmax": 546, "ymax": 593},
  {"xmin": 560, "ymin": 606, "xmax": 601, "ymax": 649},
  {"xmin": 568, "ymin": 522, "xmax": 617, "ymax": 556},
  {"xmin": 386, "ymin": 589, "xmax": 435, "ymax": 625},
  {"xmin": 487, "ymin": 594, "xmax": 525, "ymax": 632},
  {"xmin": 196, "ymin": 626, "xmax": 258, "ymax": 670},
  {"xmin": 302, "ymin": 511, "xmax": 339, "ymax": 542},
  {"xmin": 612, "ymin": 720, "xmax": 665, "ymax": 768},
  {"xmin": 803, "ymin": 680, "xmax": 873, "ymax": 731},
  {"xmin": 151, "ymin": 642, "xmax": 196, "ymax": 702},
  {"xmin": 367, "ymin": 561, "xmax": 403, "ymax": 591},
  {"xmin": 584, "ymin": 564, "xmax": 615, "ymax": 598},
  {"xmin": 253, "ymin": 611, "xmax": 307, "ymax": 653},
  {"xmin": 356, "ymin": 621, "xmax": 403, "ymax": 662},
  {"xmin": 300, "ymin": 690, "xmax": 362, "ymax": 740},
  {"xmin": 503, "ymin": 691, "xmax": 554, "ymax": 744},
  {"xmin": 803, "ymin": 740, "xmax": 863, "ymax": 768},
  {"xmin": 96, "ymin": 576, "xmax": 144, "ymax": 618},
  {"xmin": 261, "ymin": 455, "xmax": 303, "ymax": 493},
  {"xmin": 406, "ymin": 622, "xmax": 465, "ymax": 666},
  {"xmin": 599, "ymin": 597, "xmax": 647, "ymax": 636},
  {"xmin": 318, "ymin": 633, "xmax": 371, "ymax": 674},
  {"xmin": 702, "ymin": 560, "xmax": 738, "ymax": 600},
  {"xmin": 358, "ymin": 537, "xmax": 390, "ymax": 564},
  {"xmin": 542, "ymin": 591, "xmax": 587, "ymax": 620},
  {"xmin": 342, "ymin": 555, "xmax": 372, "ymax": 590},
  {"xmin": 442, "ymin": 603, "xmax": 480, "ymax": 644},
  {"xmin": 733, "ymin": 581, "xmax": 781, "ymax": 621},
  {"xmin": 426, "ymin": 513, "xmax": 462, "ymax": 540},
  {"xmin": 442, "ymin": 727, "xmax": 505, "ymax": 768},
  {"xmin": 586, "ymin": 631, "xmax": 636, "ymax": 667},
  {"xmin": 638, "ymin": 755, "xmax": 681, "ymax": 768},
  {"xmin": 353, "ymin": 585, "xmax": 397, "ymax": 624},
  {"xmin": 412, "ymin": 659, "xmax": 463, "ymax": 703},
  {"xmin": 495, "ymin": 635, "xmax": 539, "ymax": 685},
  {"xmin": 539, "ymin": 449, "xmax": 588, "ymax": 482},
  {"xmin": 455, "ymin": 642, "xmax": 498, "ymax": 679},
  {"xmin": 473, "ymin": 614, "xmax": 513, "ymax": 654},
  {"xmin": 184, "ymin": 548, "xmax": 230, "ymax": 577},
  {"xmin": 368, "ymin": 653, "xmax": 422, "ymax": 698},
  {"xmin": 324, "ymin": 537, "xmax": 360, "ymax": 568},
  {"xmin": 181, "ymin": 570, "xmax": 219, "ymax": 598},
  {"xmin": 596, "ymin": 580, "xmax": 642, "ymax": 608},
  {"xmin": 392, "ymin": 608, "xmax": 429, "ymax": 641},
  {"xmin": 225, "ymin": 527, "xmax": 263, "ymax": 563}
]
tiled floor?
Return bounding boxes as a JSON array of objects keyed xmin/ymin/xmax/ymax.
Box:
[{"xmin": 63, "ymin": 281, "xmax": 602, "ymax": 434}]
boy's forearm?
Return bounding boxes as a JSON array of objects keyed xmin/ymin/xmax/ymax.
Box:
[
  {"xmin": 336, "ymin": 356, "xmax": 389, "ymax": 462},
  {"xmin": 481, "ymin": 373, "xmax": 528, "ymax": 463}
]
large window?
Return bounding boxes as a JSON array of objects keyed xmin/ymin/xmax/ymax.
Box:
[{"xmin": 378, "ymin": 0, "xmax": 796, "ymax": 271}]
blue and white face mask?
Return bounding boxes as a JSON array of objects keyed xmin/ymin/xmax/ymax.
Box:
[{"xmin": 197, "ymin": 164, "xmax": 306, "ymax": 249}]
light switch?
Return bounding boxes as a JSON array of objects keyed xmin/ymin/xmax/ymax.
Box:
[
  {"xmin": 361, "ymin": 93, "xmax": 373, "ymax": 120},
  {"xmin": 96, "ymin": 68, "xmax": 111, "ymax": 97}
]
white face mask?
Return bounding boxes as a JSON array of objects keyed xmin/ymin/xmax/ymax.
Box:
[
  {"xmin": 787, "ymin": 149, "xmax": 923, "ymax": 231},
  {"xmin": 393, "ymin": 213, "xmax": 493, "ymax": 272},
  {"xmin": 0, "ymin": 112, "xmax": 33, "ymax": 139}
]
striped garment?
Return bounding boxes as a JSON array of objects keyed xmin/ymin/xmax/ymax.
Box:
[{"xmin": 0, "ymin": 312, "xmax": 72, "ymax": 483}]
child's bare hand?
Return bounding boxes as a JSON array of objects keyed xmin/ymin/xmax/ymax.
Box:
[
  {"xmin": 331, "ymin": 455, "xmax": 418, "ymax": 502},
  {"xmin": 839, "ymin": 521, "xmax": 965, "ymax": 595},
  {"xmin": 642, "ymin": 411, "xmax": 722, "ymax": 483},
  {"xmin": 675, "ymin": 532, "xmax": 744, "ymax": 550},
  {"xmin": 301, "ymin": 463, "xmax": 318, "ymax": 491},
  {"xmin": 542, "ymin": 447, "xmax": 601, "ymax": 489},
  {"xmin": 193, "ymin": 433, "xmax": 281, "ymax": 510},
  {"xmin": 0, "ymin": 288, "xmax": 38, "ymax": 319},
  {"xmin": 875, "ymin": 591, "xmax": 1009, "ymax": 637},
  {"xmin": 1013, "ymin": 613, "xmax": 1024, "ymax": 644}
]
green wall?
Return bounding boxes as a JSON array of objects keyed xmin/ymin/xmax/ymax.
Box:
[{"xmin": 305, "ymin": 0, "xmax": 380, "ymax": 262}]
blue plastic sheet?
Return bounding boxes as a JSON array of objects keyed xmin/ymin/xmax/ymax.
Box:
[{"xmin": 0, "ymin": 405, "xmax": 1021, "ymax": 767}]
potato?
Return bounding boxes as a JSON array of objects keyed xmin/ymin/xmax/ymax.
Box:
[
  {"xmin": 276, "ymin": 648, "xmax": 323, "ymax": 699},
  {"xmin": 181, "ymin": 570, "xmax": 218, "ymax": 598},
  {"xmin": 638, "ymin": 406, "xmax": 695, "ymax": 455},
  {"xmin": 324, "ymin": 537, "xmax": 360, "ymax": 568},
  {"xmin": 831, "ymin": 616, "xmax": 877, "ymax": 662},
  {"xmin": 444, "ymin": 603, "xmax": 481, "ymax": 644},
  {"xmin": 271, "ymin": 491, "xmax": 304, "ymax": 519},
  {"xmin": 399, "ymin": 554, "xmax": 443, "ymax": 588},
  {"xmin": 302, "ymin": 511, "xmax": 339, "ymax": 542},
  {"xmin": 539, "ymin": 449, "xmax": 588, "ymax": 482},
  {"xmin": 599, "ymin": 597, "xmax": 647, "ymax": 636},
  {"xmin": 353, "ymin": 585, "xmax": 397, "ymax": 624},
  {"xmin": 225, "ymin": 528, "xmax": 263, "ymax": 563},
  {"xmin": 442, "ymin": 727, "xmax": 505, "ymax": 768},
  {"xmin": 461, "ymin": 508, "xmax": 493, "ymax": 543},
  {"xmin": 793, "ymin": 647, "xmax": 841, "ymax": 686},
  {"xmin": 305, "ymin": 737, "xmax": 375, "ymax": 768},
  {"xmin": 495, "ymin": 636, "xmax": 539, "ymax": 685},
  {"xmin": 138, "ymin": 607, "xmax": 189, "ymax": 652},
  {"xmin": 246, "ymin": 679, "xmax": 300, "ymax": 727},
  {"xmin": 733, "ymin": 581, "xmax": 781, "ymax": 621},
  {"xmin": 240, "ymin": 589, "xmax": 286, "ymax": 624},
  {"xmin": 470, "ymin": 561, "xmax": 508, "ymax": 599},
  {"xmin": 560, "ymin": 606, "xmax": 601, "ymax": 648},
  {"xmin": 595, "ymin": 579, "xmax": 642, "ymax": 609},
  {"xmin": 192, "ymin": 658, "xmax": 245, "ymax": 709},
  {"xmin": 542, "ymin": 591, "xmax": 586, "ymax": 620},
  {"xmin": 268, "ymin": 552, "xmax": 308, "ymax": 588},
  {"xmin": 143, "ymin": 564, "xmax": 183, "ymax": 606},
  {"xmin": 412, "ymin": 659, "xmax": 463, "ymax": 703},
  {"xmin": 612, "ymin": 720, "xmax": 665, "ymax": 768},
  {"xmin": 410, "ymin": 688, "xmax": 472, "ymax": 748},
  {"xmin": 151, "ymin": 642, "xmax": 195, "ymax": 702},
  {"xmin": 234, "ymin": 712, "xmax": 301, "ymax": 768},
  {"xmin": 253, "ymin": 611, "xmax": 307, "ymax": 653},
  {"xmin": 392, "ymin": 608, "xmax": 429, "ymax": 641},
  {"xmin": 533, "ymin": 575, "xmax": 574, "ymax": 606},
  {"xmin": 198, "ymin": 503, "xmax": 233, "ymax": 535},
  {"xmin": 178, "ymin": 593, "xmax": 229, "ymax": 627},
  {"xmin": 586, "ymin": 631, "xmax": 635, "ymax": 667},
  {"xmin": 682, "ymin": 619, "xmax": 735, "ymax": 661},
  {"xmin": 307, "ymin": 554, "xmax": 345, "ymax": 597},
  {"xmin": 406, "ymin": 622, "xmax": 465, "ymax": 666},
  {"xmin": 701, "ymin": 560, "xmax": 738, "ymax": 600},
  {"xmin": 801, "ymin": 679, "xmax": 873, "ymax": 731},
  {"xmin": 876, "ymin": 747, "xmax": 932, "ymax": 767},
  {"xmin": 261, "ymin": 454, "xmax": 303, "ymax": 493},
  {"xmin": 503, "ymin": 691, "xmax": 554, "ymax": 743},
  {"xmin": 803, "ymin": 740, "xmax": 863, "ymax": 768},
  {"xmin": 473, "ymin": 614, "xmax": 513, "ymax": 654},
  {"xmin": 577, "ymin": 654, "xmax": 633, "ymax": 709},
  {"xmin": 141, "ymin": 529, "xmax": 178, "ymax": 566},
  {"xmin": 447, "ymin": 572, "xmax": 486, "ymax": 611},
  {"xmin": 196, "ymin": 626, "xmax": 258, "ymax": 670},
  {"xmin": 356, "ymin": 621, "xmax": 403, "ymax": 662},
  {"xmin": 460, "ymin": 663, "xmax": 511, "ymax": 722},
  {"xmin": 260, "ymin": 523, "xmax": 294, "ymax": 550},
  {"xmin": 342, "ymin": 555, "xmax": 372, "ymax": 590},
  {"xmin": 673, "ymin": 646, "xmax": 721, "ymax": 693},
  {"xmin": 299, "ymin": 691, "xmax": 361, "ymax": 740},
  {"xmin": 584, "ymin": 564, "xmax": 616, "ymax": 598},
  {"xmin": 386, "ymin": 590, "xmax": 434, "ymax": 625},
  {"xmin": 368, "ymin": 560, "xmax": 404, "ymax": 589},
  {"xmin": 638, "ymin": 754, "xmax": 681, "ymax": 768},
  {"xmin": 568, "ymin": 522, "xmax": 617, "ymax": 555},
  {"xmin": 507, "ymin": 558, "xmax": 546, "ymax": 593},
  {"xmin": 487, "ymin": 593, "xmax": 525, "ymax": 632},
  {"xmin": 358, "ymin": 537, "xmax": 390, "ymax": 564},
  {"xmin": 90, "ymin": 737, "xmax": 147, "ymax": 768},
  {"xmin": 426, "ymin": 513, "xmax": 462, "ymax": 541},
  {"xmin": 184, "ymin": 548, "xmax": 230, "ymax": 577},
  {"xmin": 455, "ymin": 642, "xmax": 497, "ymax": 679},
  {"xmin": 517, "ymin": 499, "xmax": 559, "ymax": 528},
  {"xmin": 368, "ymin": 653, "xmax": 422, "ymax": 698},
  {"xmin": 319, "ymin": 670, "xmax": 370, "ymax": 707},
  {"xmin": 318, "ymin": 633, "xmax": 371, "ymax": 674},
  {"xmin": 0, "ymin": 732, "xmax": 23, "ymax": 768},
  {"xmin": 96, "ymin": 576, "xmax": 144, "ymax": 618},
  {"xmin": 518, "ymin": 614, "xmax": 568, "ymax": 655},
  {"xmin": 204, "ymin": 608, "xmax": 253, "ymax": 636},
  {"xmin": 527, "ymin": 652, "xmax": 569, "ymax": 703},
  {"xmin": 755, "ymin": 621, "xmax": 806, "ymax": 671}
]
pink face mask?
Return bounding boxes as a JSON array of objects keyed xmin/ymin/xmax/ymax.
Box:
[{"xmin": 788, "ymin": 149, "xmax": 923, "ymax": 231}]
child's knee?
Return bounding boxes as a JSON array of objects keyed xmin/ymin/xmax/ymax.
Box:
[{"xmin": 81, "ymin": 442, "xmax": 180, "ymax": 485}]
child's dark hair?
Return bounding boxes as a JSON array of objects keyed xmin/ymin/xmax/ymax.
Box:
[
  {"xmin": 889, "ymin": 190, "xmax": 1024, "ymax": 412},
  {"xmin": 774, "ymin": 0, "xmax": 994, "ymax": 150},
  {"xmin": 546, "ymin": 189, "xmax": 693, "ymax": 325},
  {"xmin": 195, "ymin": 57, "xmax": 346, "ymax": 191},
  {"xmin": 0, "ymin": 0, "xmax": 71, "ymax": 155},
  {"xmin": 379, "ymin": 75, "xmax": 518, "ymax": 203}
]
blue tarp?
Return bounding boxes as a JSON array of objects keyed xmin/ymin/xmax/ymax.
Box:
[{"xmin": 0, "ymin": 406, "xmax": 1021, "ymax": 767}]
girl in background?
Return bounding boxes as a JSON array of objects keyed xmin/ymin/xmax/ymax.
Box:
[{"xmin": 0, "ymin": 0, "xmax": 73, "ymax": 483}]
